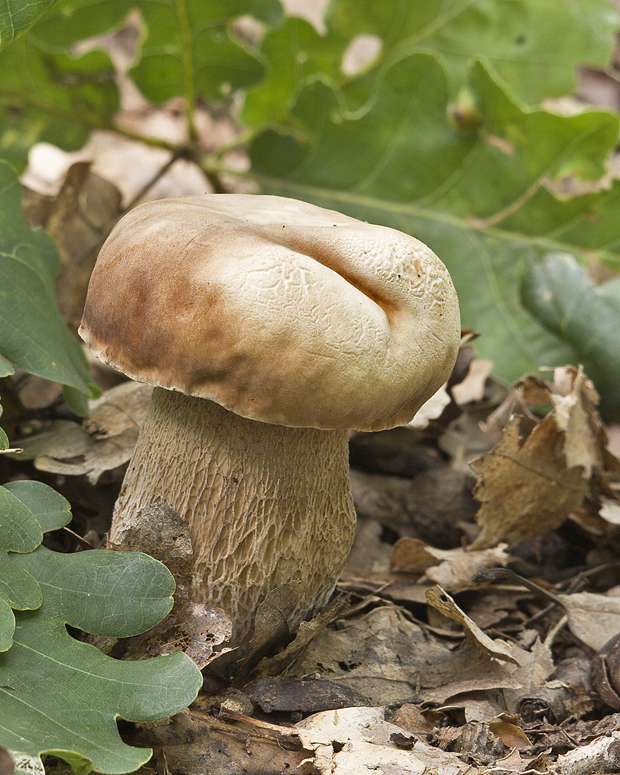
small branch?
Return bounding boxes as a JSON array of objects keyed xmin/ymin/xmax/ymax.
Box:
[
  {"xmin": 210, "ymin": 128, "xmax": 258, "ymax": 159},
  {"xmin": 473, "ymin": 566, "xmax": 565, "ymax": 606},
  {"xmin": 554, "ymin": 732, "xmax": 620, "ymax": 775},
  {"xmin": 174, "ymin": 0, "xmax": 198, "ymax": 141},
  {"xmin": 204, "ymin": 170, "xmax": 227, "ymax": 194}
]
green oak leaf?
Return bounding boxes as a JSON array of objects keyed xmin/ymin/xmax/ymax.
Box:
[
  {"xmin": 0, "ymin": 356, "xmax": 13, "ymax": 377},
  {"xmin": 0, "ymin": 482, "xmax": 71, "ymax": 651},
  {"xmin": 0, "ymin": 0, "xmax": 282, "ymax": 167},
  {"xmin": 244, "ymin": 0, "xmax": 620, "ymax": 125},
  {"xmin": 249, "ymin": 55, "xmax": 620, "ymax": 412},
  {"xmin": 31, "ymin": 0, "xmax": 283, "ymax": 103},
  {"xmin": 1, "ymin": 545, "xmax": 202, "ymax": 774},
  {"xmin": 0, "ymin": 599, "xmax": 14, "ymax": 652},
  {"xmin": 0, "ymin": 0, "xmax": 58, "ymax": 49},
  {"xmin": 3, "ymin": 480, "xmax": 73, "ymax": 534},
  {"xmin": 0, "ymin": 36, "xmax": 117, "ymax": 171},
  {"xmin": 0, "ymin": 161, "xmax": 98, "ymax": 409},
  {"xmin": 0, "ymin": 486, "xmax": 43, "ymax": 618},
  {"xmin": 127, "ymin": 0, "xmax": 283, "ymax": 104},
  {"xmin": 520, "ymin": 253, "xmax": 620, "ymax": 416}
]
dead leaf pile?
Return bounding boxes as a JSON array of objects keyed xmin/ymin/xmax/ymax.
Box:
[{"xmin": 472, "ymin": 366, "xmax": 620, "ymax": 548}]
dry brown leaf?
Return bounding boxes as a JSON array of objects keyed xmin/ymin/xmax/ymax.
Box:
[
  {"xmin": 131, "ymin": 707, "xmax": 311, "ymax": 775},
  {"xmin": 407, "ymin": 384, "xmax": 451, "ymax": 429},
  {"xmin": 390, "ymin": 540, "xmax": 511, "ymax": 592},
  {"xmin": 421, "ymin": 545, "xmax": 511, "ymax": 591},
  {"xmin": 489, "ymin": 721, "xmax": 531, "ymax": 750},
  {"xmin": 85, "ymin": 381, "xmax": 152, "ymax": 437},
  {"xmin": 295, "ymin": 706, "xmax": 474, "ymax": 775},
  {"xmin": 558, "ymin": 592, "xmax": 620, "ymax": 651},
  {"xmin": 23, "ymin": 162, "xmax": 123, "ymax": 333},
  {"xmin": 293, "ymin": 605, "xmax": 526, "ymax": 707},
  {"xmin": 10, "ymin": 382, "xmax": 151, "ymax": 484},
  {"xmin": 552, "ymin": 368, "xmax": 604, "ymax": 477},
  {"xmin": 390, "ymin": 537, "xmax": 438, "ymax": 574},
  {"xmin": 451, "ymin": 359, "xmax": 494, "ymax": 405},
  {"xmin": 471, "ymin": 415, "xmax": 588, "ymax": 548},
  {"xmin": 599, "ymin": 498, "xmax": 620, "ymax": 525},
  {"xmin": 472, "ymin": 368, "xmax": 620, "ymax": 548},
  {"xmin": 426, "ymin": 587, "xmax": 522, "ymax": 665}
]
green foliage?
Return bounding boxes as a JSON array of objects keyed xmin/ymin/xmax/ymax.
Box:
[
  {"xmin": 0, "ymin": 0, "xmax": 620, "ymax": 416},
  {"xmin": 127, "ymin": 0, "xmax": 283, "ymax": 105},
  {"xmin": 0, "ymin": 0, "xmax": 57, "ymax": 49},
  {"xmin": 0, "ymin": 481, "xmax": 71, "ymax": 651},
  {"xmin": 521, "ymin": 254, "xmax": 620, "ymax": 416},
  {"xmin": 4, "ymin": 0, "xmax": 618, "ymax": 410},
  {"xmin": 0, "ymin": 0, "xmax": 619, "ymax": 769},
  {"xmin": 0, "ymin": 401, "xmax": 8, "ymax": 449},
  {"xmin": 0, "ymin": 481, "xmax": 202, "ymax": 774},
  {"xmin": 0, "ymin": 161, "xmax": 98, "ymax": 413},
  {"xmin": 244, "ymin": 0, "xmax": 620, "ymax": 125},
  {"xmin": 0, "ymin": 38, "xmax": 118, "ymax": 170},
  {"xmin": 0, "ymin": 0, "xmax": 282, "ymax": 168}
]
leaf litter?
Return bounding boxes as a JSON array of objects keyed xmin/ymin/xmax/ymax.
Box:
[
  {"xmin": 8, "ymin": 352, "xmax": 618, "ymax": 773},
  {"xmin": 81, "ymin": 357, "xmax": 620, "ymax": 774}
]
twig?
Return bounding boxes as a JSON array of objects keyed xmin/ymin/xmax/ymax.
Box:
[
  {"xmin": 553, "ymin": 732, "xmax": 620, "ymax": 774},
  {"xmin": 474, "ymin": 566, "xmax": 564, "ymax": 605}
]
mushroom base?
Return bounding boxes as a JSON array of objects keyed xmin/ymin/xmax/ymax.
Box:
[{"xmin": 109, "ymin": 387, "xmax": 357, "ymax": 645}]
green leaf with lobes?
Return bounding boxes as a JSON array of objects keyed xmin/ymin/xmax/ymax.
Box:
[
  {"xmin": 0, "ymin": 400, "xmax": 9, "ymax": 449},
  {"xmin": 0, "ymin": 481, "xmax": 72, "ymax": 652},
  {"xmin": 243, "ymin": 0, "xmax": 620, "ymax": 125},
  {"xmin": 0, "ymin": 527, "xmax": 202, "ymax": 774},
  {"xmin": 0, "ymin": 0, "xmax": 282, "ymax": 168},
  {"xmin": 0, "ymin": 0, "xmax": 58, "ymax": 49},
  {"xmin": 0, "ymin": 487, "xmax": 43, "ymax": 622}
]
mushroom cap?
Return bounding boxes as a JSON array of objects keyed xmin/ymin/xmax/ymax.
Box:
[{"xmin": 79, "ymin": 194, "xmax": 460, "ymax": 431}]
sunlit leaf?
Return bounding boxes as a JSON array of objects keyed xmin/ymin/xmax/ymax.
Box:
[{"xmin": 244, "ymin": 0, "xmax": 620, "ymax": 125}]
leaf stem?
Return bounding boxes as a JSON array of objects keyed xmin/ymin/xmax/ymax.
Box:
[{"xmin": 174, "ymin": 0, "xmax": 198, "ymax": 141}]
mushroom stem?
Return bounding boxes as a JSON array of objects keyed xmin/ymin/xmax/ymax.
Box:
[{"xmin": 110, "ymin": 387, "xmax": 356, "ymax": 643}]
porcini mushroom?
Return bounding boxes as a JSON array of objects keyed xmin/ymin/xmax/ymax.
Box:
[{"xmin": 79, "ymin": 194, "xmax": 460, "ymax": 645}]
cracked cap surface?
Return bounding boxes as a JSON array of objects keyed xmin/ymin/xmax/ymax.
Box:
[{"xmin": 79, "ymin": 194, "xmax": 460, "ymax": 431}]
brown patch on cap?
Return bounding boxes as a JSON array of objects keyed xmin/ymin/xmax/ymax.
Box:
[{"xmin": 80, "ymin": 194, "xmax": 460, "ymax": 430}]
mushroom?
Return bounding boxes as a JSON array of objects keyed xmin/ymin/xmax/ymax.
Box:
[{"xmin": 79, "ymin": 194, "xmax": 460, "ymax": 645}]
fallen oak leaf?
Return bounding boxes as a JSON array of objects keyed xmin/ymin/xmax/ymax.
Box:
[
  {"xmin": 471, "ymin": 413, "xmax": 587, "ymax": 548},
  {"xmin": 472, "ymin": 367, "xmax": 620, "ymax": 549},
  {"xmin": 426, "ymin": 586, "xmax": 522, "ymax": 666},
  {"xmin": 488, "ymin": 720, "xmax": 531, "ymax": 750},
  {"xmin": 8, "ymin": 382, "xmax": 152, "ymax": 484},
  {"xmin": 558, "ymin": 592, "xmax": 620, "ymax": 652},
  {"xmin": 476, "ymin": 566, "xmax": 620, "ymax": 653},
  {"xmin": 295, "ymin": 706, "xmax": 471, "ymax": 775},
  {"xmin": 471, "ymin": 371, "xmax": 596, "ymax": 548}
]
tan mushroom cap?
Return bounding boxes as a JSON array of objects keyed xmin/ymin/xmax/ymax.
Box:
[{"xmin": 79, "ymin": 194, "xmax": 460, "ymax": 431}]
